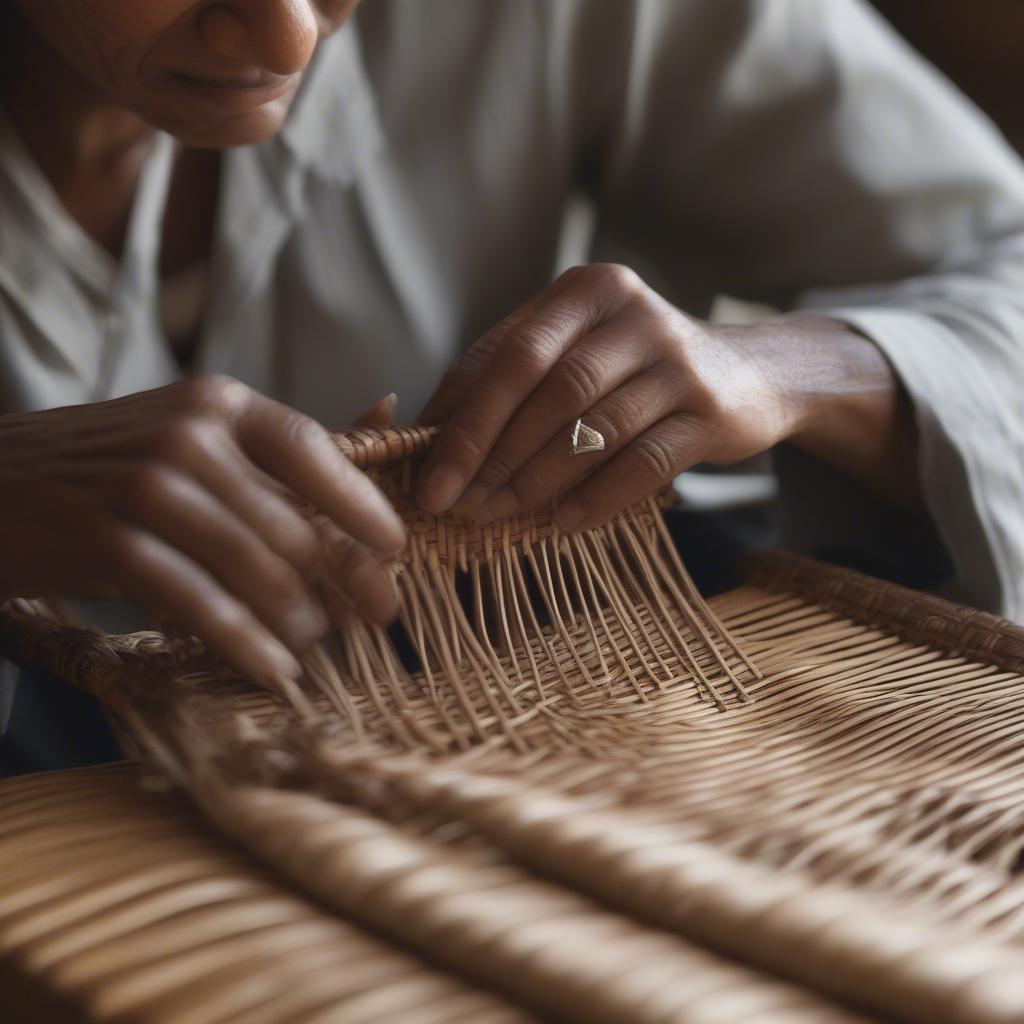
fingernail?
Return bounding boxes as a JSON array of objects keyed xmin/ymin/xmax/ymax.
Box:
[
  {"xmin": 483, "ymin": 487, "xmax": 518, "ymax": 521},
  {"xmin": 349, "ymin": 557, "xmax": 400, "ymax": 624},
  {"xmin": 555, "ymin": 497, "xmax": 585, "ymax": 532},
  {"xmin": 260, "ymin": 638, "xmax": 303, "ymax": 681},
  {"xmin": 282, "ymin": 601, "xmax": 329, "ymax": 649},
  {"xmin": 420, "ymin": 462, "xmax": 466, "ymax": 514},
  {"xmin": 380, "ymin": 511, "xmax": 408, "ymax": 555}
]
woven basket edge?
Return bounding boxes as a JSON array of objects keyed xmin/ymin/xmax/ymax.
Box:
[{"xmin": 743, "ymin": 550, "xmax": 1024, "ymax": 675}]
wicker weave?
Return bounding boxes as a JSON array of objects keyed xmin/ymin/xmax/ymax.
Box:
[{"xmin": 4, "ymin": 427, "xmax": 1024, "ymax": 1023}]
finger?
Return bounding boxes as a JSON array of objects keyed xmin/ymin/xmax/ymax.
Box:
[
  {"xmin": 354, "ymin": 392, "xmax": 398, "ymax": 429},
  {"xmin": 233, "ymin": 392, "xmax": 407, "ymax": 555},
  {"xmin": 477, "ymin": 371, "xmax": 677, "ymax": 519},
  {"xmin": 451, "ymin": 320, "xmax": 650, "ymax": 515},
  {"xmin": 139, "ymin": 416, "xmax": 328, "ymax": 580},
  {"xmin": 311, "ymin": 518, "xmax": 401, "ymax": 626},
  {"xmin": 110, "ymin": 525, "xmax": 304, "ymax": 689},
  {"xmin": 149, "ymin": 417, "xmax": 398, "ymax": 622},
  {"xmin": 113, "ymin": 465, "xmax": 329, "ymax": 654},
  {"xmin": 418, "ymin": 271, "xmax": 633, "ymax": 514},
  {"xmin": 555, "ymin": 413, "xmax": 707, "ymax": 532}
]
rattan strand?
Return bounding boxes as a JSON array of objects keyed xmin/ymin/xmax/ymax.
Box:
[
  {"xmin": 0, "ymin": 764, "xmax": 531, "ymax": 1024},
  {"xmin": 4, "ymin": 427, "xmax": 1024, "ymax": 1022}
]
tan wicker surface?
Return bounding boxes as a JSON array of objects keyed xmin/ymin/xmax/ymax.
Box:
[
  {"xmin": 0, "ymin": 763, "xmax": 531, "ymax": 1024},
  {"xmin": 4, "ymin": 427, "xmax": 1024, "ymax": 1023}
]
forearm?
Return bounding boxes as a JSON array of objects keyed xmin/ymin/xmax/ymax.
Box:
[{"xmin": 721, "ymin": 315, "xmax": 922, "ymax": 507}]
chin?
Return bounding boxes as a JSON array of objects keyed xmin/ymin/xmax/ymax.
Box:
[
  {"xmin": 181, "ymin": 106, "xmax": 293, "ymax": 149},
  {"xmin": 144, "ymin": 89, "xmax": 299, "ymax": 149}
]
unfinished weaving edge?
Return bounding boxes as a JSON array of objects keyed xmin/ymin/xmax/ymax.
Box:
[
  {"xmin": 0, "ymin": 425, "xmax": 764, "ymax": 765},
  {"xmin": 6, "ymin": 428, "xmax": 1024, "ymax": 1023},
  {"xmin": 6, "ymin": 570, "xmax": 1024, "ymax": 1023}
]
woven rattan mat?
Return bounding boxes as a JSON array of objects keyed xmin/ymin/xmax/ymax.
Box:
[
  {"xmin": 0, "ymin": 761, "xmax": 533, "ymax": 1024},
  {"xmin": 4, "ymin": 556, "xmax": 1024, "ymax": 1022},
  {"xmin": 4, "ymin": 427, "xmax": 1024, "ymax": 1023}
]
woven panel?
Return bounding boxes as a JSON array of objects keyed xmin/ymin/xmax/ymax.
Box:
[
  {"xmin": 4, "ymin": 428, "xmax": 1024, "ymax": 1022},
  {"xmin": 0, "ymin": 763, "xmax": 530, "ymax": 1024},
  {"xmin": 5, "ymin": 580, "xmax": 1024, "ymax": 1020}
]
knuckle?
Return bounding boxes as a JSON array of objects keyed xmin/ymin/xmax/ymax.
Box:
[
  {"xmin": 474, "ymin": 451, "xmax": 516, "ymax": 490},
  {"xmin": 282, "ymin": 411, "xmax": 327, "ymax": 452},
  {"xmin": 178, "ymin": 374, "xmax": 250, "ymax": 417},
  {"xmin": 601, "ymin": 389, "xmax": 649, "ymax": 434},
  {"xmin": 204, "ymin": 598, "xmax": 250, "ymax": 635},
  {"xmin": 581, "ymin": 404, "xmax": 630, "ymax": 450},
  {"xmin": 155, "ymin": 415, "xmax": 217, "ymax": 464},
  {"xmin": 630, "ymin": 433, "xmax": 679, "ymax": 482},
  {"xmin": 557, "ymin": 264, "xmax": 590, "ymax": 286},
  {"xmin": 445, "ymin": 420, "xmax": 487, "ymax": 462},
  {"xmin": 511, "ymin": 319, "xmax": 566, "ymax": 370},
  {"xmin": 444, "ymin": 350, "xmax": 488, "ymax": 388},
  {"xmin": 589, "ymin": 262, "xmax": 642, "ymax": 294},
  {"xmin": 477, "ymin": 317, "xmax": 516, "ymax": 352},
  {"xmin": 550, "ymin": 352, "xmax": 605, "ymax": 410}
]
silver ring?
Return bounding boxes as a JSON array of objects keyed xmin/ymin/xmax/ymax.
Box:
[{"xmin": 570, "ymin": 417, "xmax": 605, "ymax": 457}]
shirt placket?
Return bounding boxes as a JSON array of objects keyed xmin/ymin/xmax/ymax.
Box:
[{"xmin": 98, "ymin": 133, "xmax": 181, "ymax": 401}]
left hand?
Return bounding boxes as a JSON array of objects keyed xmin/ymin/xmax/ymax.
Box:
[{"xmin": 416, "ymin": 264, "xmax": 808, "ymax": 532}]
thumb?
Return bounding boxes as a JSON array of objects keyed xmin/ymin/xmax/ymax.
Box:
[{"xmin": 354, "ymin": 392, "xmax": 398, "ymax": 428}]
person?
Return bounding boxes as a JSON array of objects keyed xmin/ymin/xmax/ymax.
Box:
[{"xmin": 2, "ymin": 0, "xmax": 1023, "ymax": 769}]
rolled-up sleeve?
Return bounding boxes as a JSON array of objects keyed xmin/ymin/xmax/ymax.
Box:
[{"xmin": 588, "ymin": 0, "xmax": 1024, "ymax": 618}]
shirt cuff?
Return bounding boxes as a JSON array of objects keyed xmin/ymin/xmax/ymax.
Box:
[{"xmin": 815, "ymin": 306, "xmax": 1016, "ymax": 617}]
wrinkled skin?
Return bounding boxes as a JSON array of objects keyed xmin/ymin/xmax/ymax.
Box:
[
  {"xmin": 0, "ymin": 2, "xmax": 399, "ymax": 685},
  {"xmin": 0, "ymin": 378, "xmax": 405, "ymax": 688},
  {"xmin": 418, "ymin": 264, "xmax": 919, "ymax": 531},
  {"xmin": 0, "ymin": 3, "xmax": 919, "ymax": 687},
  {"xmin": 10, "ymin": 0, "xmax": 360, "ymax": 147}
]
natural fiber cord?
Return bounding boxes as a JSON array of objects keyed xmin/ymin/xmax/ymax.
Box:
[{"xmin": 3, "ymin": 426, "xmax": 1024, "ymax": 1023}]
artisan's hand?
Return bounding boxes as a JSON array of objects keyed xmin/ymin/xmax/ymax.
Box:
[
  {"xmin": 418, "ymin": 263, "xmax": 917, "ymax": 530},
  {"xmin": 0, "ymin": 377, "xmax": 406, "ymax": 687}
]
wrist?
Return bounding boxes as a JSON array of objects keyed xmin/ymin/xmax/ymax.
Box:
[
  {"xmin": 726, "ymin": 314, "xmax": 898, "ymax": 442},
  {"xmin": 724, "ymin": 313, "xmax": 919, "ymax": 504},
  {"xmin": 714, "ymin": 316, "xmax": 838, "ymax": 446}
]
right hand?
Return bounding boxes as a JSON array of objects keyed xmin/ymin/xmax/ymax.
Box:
[{"xmin": 0, "ymin": 377, "xmax": 407, "ymax": 688}]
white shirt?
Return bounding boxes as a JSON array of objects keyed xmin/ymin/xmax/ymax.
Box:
[{"xmin": 2, "ymin": 0, "xmax": 1024, "ymax": 631}]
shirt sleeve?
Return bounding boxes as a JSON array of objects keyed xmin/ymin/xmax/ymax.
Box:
[{"xmin": 585, "ymin": 0, "xmax": 1024, "ymax": 618}]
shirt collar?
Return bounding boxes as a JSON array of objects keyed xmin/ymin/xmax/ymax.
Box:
[{"xmin": 0, "ymin": 106, "xmax": 117, "ymax": 297}]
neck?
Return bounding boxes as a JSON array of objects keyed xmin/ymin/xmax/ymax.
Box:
[{"xmin": 0, "ymin": 10, "xmax": 158, "ymax": 256}]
